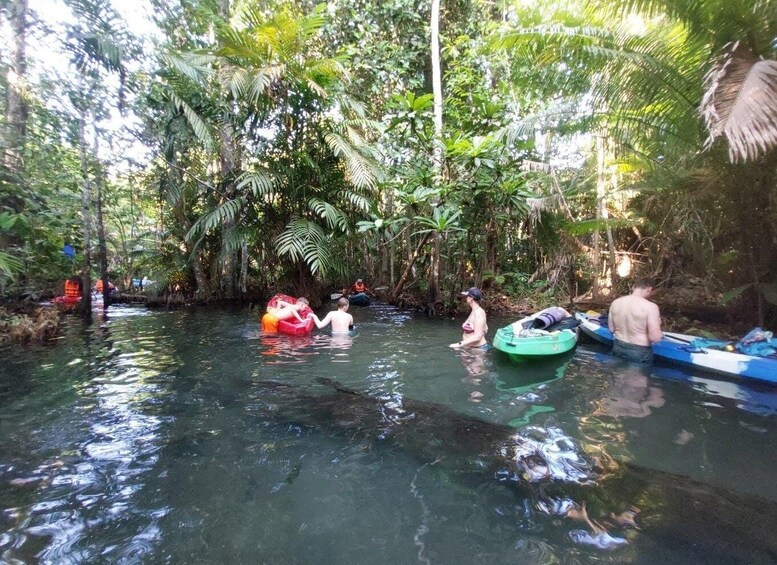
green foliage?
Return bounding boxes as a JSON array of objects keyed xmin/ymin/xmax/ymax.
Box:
[
  {"xmin": 413, "ymin": 206, "xmax": 466, "ymax": 235},
  {"xmin": 2, "ymin": 0, "xmax": 775, "ymax": 325},
  {"xmin": 274, "ymin": 217, "xmax": 343, "ymax": 277},
  {"xmin": 0, "ymin": 251, "xmax": 23, "ymax": 281},
  {"xmin": 722, "ymin": 283, "xmax": 777, "ymax": 307}
]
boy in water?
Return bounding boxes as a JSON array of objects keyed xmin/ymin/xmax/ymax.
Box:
[
  {"xmin": 309, "ymin": 297, "xmax": 354, "ymax": 333},
  {"xmin": 262, "ymin": 297, "xmax": 310, "ymax": 332}
]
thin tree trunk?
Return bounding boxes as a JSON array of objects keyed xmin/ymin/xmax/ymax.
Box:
[
  {"xmin": 93, "ymin": 135, "xmax": 110, "ymax": 308},
  {"xmin": 390, "ymin": 232, "xmax": 431, "ymax": 303},
  {"xmin": 598, "ymin": 136, "xmax": 618, "ymax": 287},
  {"xmin": 2, "ymin": 0, "xmax": 29, "ymax": 178},
  {"xmin": 169, "ymin": 149, "xmax": 210, "ymax": 298},
  {"xmin": 593, "ymin": 135, "xmax": 607, "ymax": 298},
  {"xmin": 77, "ymin": 115, "xmax": 92, "ymax": 322},
  {"xmin": 427, "ymin": 0, "xmax": 443, "ymax": 314},
  {"xmin": 240, "ymin": 239, "xmax": 248, "ymax": 295},
  {"xmin": 1, "ymin": 0, "xmax": 29, "ymax": 241}
]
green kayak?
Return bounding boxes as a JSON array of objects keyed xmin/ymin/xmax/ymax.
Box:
[{"xmin": 493, "ymin": 309, "xmax": 579, "ymax": 362}]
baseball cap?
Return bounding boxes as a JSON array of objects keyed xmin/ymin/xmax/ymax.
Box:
[
  {"xmin": 356, "ymin": 278, "xmax": 363, "ymax": 282},
  {"xmin": 460, "ymin": 287, "xmax": 482, "ymax": 301}
]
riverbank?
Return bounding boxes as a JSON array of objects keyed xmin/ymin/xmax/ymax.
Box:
[
  {"xmin": 0, "ymin": 304, "xmax": 62, "ymax": 344},
  {"xmin": 0, "ymin": 282, "xmax": 749, "ymax": 345}
]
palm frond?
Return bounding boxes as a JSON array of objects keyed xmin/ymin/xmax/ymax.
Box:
[
  {"xmin": 701, "ymin": 42, "xmax": 777, "ymax": 163},
  {"xmin": 336, "ymin": 189, "xmax": 371, "ymax": 212},
  {"xmin": 274, "ymin": 217, "xmax": 335, "ymax": 276},
  {"xmin": 162, "ymin": 52, "xmax": 215, "ymax": 83},
  {"xmin": 236, "ymin": 170, "xmax": 276, "ymax": 198},
  {"xmin": 324, "ymin": 132, "xmax": 379, "ymax": 190},
  {"xmin": 221, "ymin": 227, "xmax": 248, "ymax": 258},
  {"xmin": 0, "ymin": 250, "xmax": 23, "ymax": 279},
  {"xmin": 307, "ymin": 198, "xmax": 349, "ymax": 231},
  {"xmin": 186, "ymin": 197, "xmax": 245, "ymax": 242},
  {"xmin": 166, "ymin": 91, "xmax": 215, "ymax": 149}
]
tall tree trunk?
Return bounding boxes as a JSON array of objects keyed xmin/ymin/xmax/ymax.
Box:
[
  {"xmin": 2, "ymin": 0, "xmax": 29, "ymax": 179},
  {"xmin": 240, "ymin": 239, "xmax": 248, "ymax": 295},
  {"xmin": 1, "ymin": 0, "xmax": 29, "ymax": 241},
  {"xmin": 93, "ymin": 134, "xmax": 111, "ymax": 307},
  {"xmin": 485, "ymin": 217, "xmax": 498, "ymax": 273},
  {"xmin": 596, "ymin": 135, "xmax": 618, "ymax": 289},
  {"xmin": 218, "ymin": 122, "xmax": 239, "ymax": 298},
  {"xmin": 77, "ymin": 115, "xmax": 93, "ymax": 322},
  {"xmin": 427, "ymin": 0, "xmax": 443, "ymax": 314},
  {"xmin": 592, "ymin": 136, "xmax": 606, "ymax": 298},
  {"xmin": 215, "ymin": 0, "xmax": 240, "ymax": 299},
  {"xmin": 172, "ymin": 153, "xmax": 210, "ymax": 297}
]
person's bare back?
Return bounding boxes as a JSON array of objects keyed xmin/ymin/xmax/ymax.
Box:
[
  {"xmin": 608, "ymin": 280, "xmax": 662, "ymax": 346},
  {"xmin": 310, "ymin": 297, "xmax": 354, "ymax": 333}
]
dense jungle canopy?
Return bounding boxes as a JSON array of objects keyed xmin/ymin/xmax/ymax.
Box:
[{"xmin": 1, "ymin": 0, "xmax": 777, "ymax": 325}]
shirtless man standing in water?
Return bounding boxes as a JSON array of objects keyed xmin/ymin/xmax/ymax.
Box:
[
  {"xmin": 309, "ymin": 297, "xmax": 354, "ymax": 333},
  {"xmin": 608, "ymin": 278, "xmax": 663, "ymax": 364}
]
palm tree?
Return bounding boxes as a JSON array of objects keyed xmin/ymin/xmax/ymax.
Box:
[
  {"xmin": 701, "ymin": 40, "xmax": 777, "ymax": 164},
  {"xmin": 493, "ymin": 0, "xmax": 777, "ymax": 321},
  {"xmin": 64, "ymin": 0, "xmax": 137, "ymax": 315},
  {"xmin": 165, "ymin": 4, "xmax": 381, "ymax": 293}
]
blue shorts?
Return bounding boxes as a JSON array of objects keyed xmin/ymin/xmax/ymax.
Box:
[{"xmin": 612, "ymin": 339, "xmax": 653, "ymax": 364}]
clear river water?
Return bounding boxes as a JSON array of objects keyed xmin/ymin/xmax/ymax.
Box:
[{"xmin": 1, "ymin": 302, "xmax": 777, "ymax": 564}]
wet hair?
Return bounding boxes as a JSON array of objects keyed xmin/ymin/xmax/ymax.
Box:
[
  {"xmin": 337, "ymin": 297, "xmax": 349, "ymax": 308},
  {"xmin": 297, "ymin": 297, "xmax": 309, "ymax": 306},
  {"xmin": 633, "ymin": 278, "xmax": 654, "ymax": 290}
]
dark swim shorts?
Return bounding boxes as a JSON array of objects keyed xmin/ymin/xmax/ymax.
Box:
[{"xmin": 612, "ymin": 339, "xmax": 654, "ymax": 364}]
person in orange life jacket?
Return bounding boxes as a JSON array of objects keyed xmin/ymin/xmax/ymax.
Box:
[
  {"xmin": 94, "ymin": 279, "xmax": 116, "ymax": 293},
  {"xmin": 350, "ymin": 278, "xmax": 373, "ymax": 296},
  {"xmin": 64, "ymin": 276, "xmax": 83, "ymax": 297},
  {"xmin": 450, "ymin": 287, "xmax": 489, "ymax": 349}
]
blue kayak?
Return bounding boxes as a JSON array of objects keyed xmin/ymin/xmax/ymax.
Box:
[
  {"xmin": 348, "ymin": 292, "xmax": 370, "ymax": 306},
  {"xmin": 576, "ymin": 313, "xmax": 777, "ymax": 385}
]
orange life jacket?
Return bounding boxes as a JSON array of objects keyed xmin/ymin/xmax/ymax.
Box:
[
  {"xmin": 64, "ymin": 279, "xmax": 82, "ymax": 297},
  {"xmin": 352, "ymin": 282, "xmax": 366, "ymax": 293}
]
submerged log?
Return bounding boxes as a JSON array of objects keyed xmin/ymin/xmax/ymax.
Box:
[{"xmin": 249, "ymin": 377, "xmax": 777, "ymax": 559}]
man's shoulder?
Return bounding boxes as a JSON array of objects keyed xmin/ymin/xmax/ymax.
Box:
[{"xmin": 609, "ymin": 296, "xmax": 623, "ymax": 308}]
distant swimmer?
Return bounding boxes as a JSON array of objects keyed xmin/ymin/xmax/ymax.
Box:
[
  {"xmin": 608, "ymin": 278, "xmax": 662, "ymax": 364},
  {"xmin": 309, "ymin": 297, "xmax": 354, "ymax": 333},
  {"xmin": 350, "ymin": 278, "xmax": 374, "ymax": 297}
]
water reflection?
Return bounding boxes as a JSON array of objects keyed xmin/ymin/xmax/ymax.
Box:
[
  {"xmin": 4, "ymin": 308, "xmax": 777, "ymax": 562},
  {"xmin": 0, "ymin": 306, "xmax": 177, "ymax": 563},
  {"xmin": 257, "ymin": 333, "xmax": 318, "ymax": 364},
  {"xmin": 594, "ymin": 365, "xmax": 666, "ymax": 418},
  {"xmin": 453, "ymin": 347, "xmax": 490, "ymax": 402},
  {"xmin": 493, "ymin": 353, "xmax": 573, "ymax": 426}
]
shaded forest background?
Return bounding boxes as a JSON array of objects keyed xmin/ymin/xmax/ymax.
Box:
[{"xmin": 1, "ymin": 0, "xmax": 776, "ymax": 327}]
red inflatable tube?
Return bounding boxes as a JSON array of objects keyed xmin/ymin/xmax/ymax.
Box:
[
  {"xmin": 52, "ymin": 295, "xmax": 82, "ymax": 305},
  {"xmin": 265, "ymin": 294, "xmax": 314, "ymax": 336}
]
